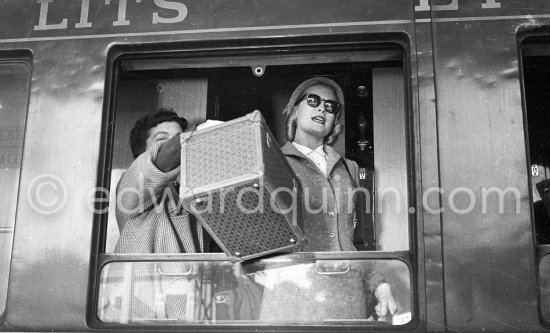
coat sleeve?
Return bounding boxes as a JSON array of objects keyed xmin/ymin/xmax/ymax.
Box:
[{"xmin": 115, "ymin": 141, "xmax": 180, "ymax": 230}]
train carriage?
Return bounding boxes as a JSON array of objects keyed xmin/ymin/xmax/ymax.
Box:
[{"xmin": 0, "ymin": 0, "xmax": 549, "ymax": 331}]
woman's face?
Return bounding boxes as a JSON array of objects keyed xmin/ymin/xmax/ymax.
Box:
[
  {"xmin": 145, "ymin": 121, "xmax": 183, "ymax": 150},
  {"xmin": 294, "ymin": 84, "xmax": 338, "ymax": 141}
]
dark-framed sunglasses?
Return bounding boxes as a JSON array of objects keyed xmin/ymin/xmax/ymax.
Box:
[{"xmin": 295, "ymin": 93, "xmax": 341, "ymax": 114}]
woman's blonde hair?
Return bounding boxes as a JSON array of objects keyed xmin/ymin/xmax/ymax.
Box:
[{"xmin": 283, "ymin": 77, "xmax": 345, "ymax": 146}]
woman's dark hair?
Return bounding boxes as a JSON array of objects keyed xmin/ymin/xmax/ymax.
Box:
[{"xmin": 130, "ymin": 107, "xmax": 188, "ymax": 158}]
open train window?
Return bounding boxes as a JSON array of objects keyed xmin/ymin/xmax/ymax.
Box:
[
  {"xmin": 521, "ymin": 37, "xmax": 550, "ymax": 325},
  {"xmin": 95, "ymin": 38, "xmax": 414, "ymax": 328},
  {"xmin": 0, "ymin": 58, "xmax": 31, "ymax": 320}
]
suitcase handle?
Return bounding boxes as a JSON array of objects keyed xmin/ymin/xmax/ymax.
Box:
[
  {"xmin": 157, "ymin": 264, "xmax": 194, "ymax": 276},
  {"xmin": 313, "ymin": 263, "xmax": 351, "ymax": 275}
]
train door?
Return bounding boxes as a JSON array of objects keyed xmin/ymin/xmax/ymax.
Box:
[
  {"xmin": 424, "ymin": 3, "xmax": 545, "ymax": 330},
  {"xmin": 520, "ymin": 36, "xmax": 550, "ymax": 326}
]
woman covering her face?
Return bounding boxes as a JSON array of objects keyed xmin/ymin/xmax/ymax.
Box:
[{"xmin": 259, "ymin": 77, "xmax": 397, "ymax": 323}]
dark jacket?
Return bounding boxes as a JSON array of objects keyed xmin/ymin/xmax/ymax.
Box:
[{"xmin": 281, "ymin": 142, "xmax": 359, "ymax": 252}]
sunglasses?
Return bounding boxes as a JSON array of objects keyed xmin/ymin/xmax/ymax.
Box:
[{"xmin": 295, "ymin": 93, "xmax": 341, "ymax": 114}]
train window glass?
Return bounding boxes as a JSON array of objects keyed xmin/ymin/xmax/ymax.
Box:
[
  {"xmin": 521, "ymin": 40, "xmax": 550, "ymax": 325},
  {"xmin": 97, "ymin": 258, "xmax": 412, "ymax": 325},
  {"xmin": 0, "ymin": 61, "xmax": 31, "ymax": 317},
  {"xmin": 97, "ymin": 44, "xmax": 413, "ymax": 327}
]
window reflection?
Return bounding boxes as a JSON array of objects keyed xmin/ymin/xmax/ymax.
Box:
[{"xmin": 98, "ymin": 258, "xmax": 411, "ymax": 325}]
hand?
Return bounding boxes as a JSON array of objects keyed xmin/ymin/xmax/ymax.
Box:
[
  {"xmin": 374, "ymin": 282, "xmax": 397, "ymax": 321},
  {"xmin": 214, "ymin": 290, "xmax": 236, "ymax": 320},
  {"xmin": 155, "ymin": 134, "xmax": 182, "ymax": 172}
]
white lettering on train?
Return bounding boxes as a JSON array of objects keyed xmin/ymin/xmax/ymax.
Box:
[
  {"xmin": 481, "ymin": 0, "xmax": 502, "ymax": 8},
  {"xmin": 110, "ymin": 0, "xmax": 130, "ymax": 26},
  {"xmin": 34, "ymin": 0, "xmax": 68, "ymax": 31},
  {"xmin": 33, "ymin": 0, "xmax": 189, "ymax": 31},
  {"xmin": 75, "ymin": 0, "xmax": 92, "ymax": 28},
  {"xmin": 415, "ymin": 0, "xmax": 501, "ymax": 11},
  {"xmin": 33, "ymin": 0, "xmax": 506, "ymax": 31},
  {"xmin": 153, "ymin": 0, "xmax": 188, "ymax": 24},
  {"xmin": 415, "ymin": 0, "xmax": 430, "ymax": 11},
  {"xmin": 434, "ymin": 0, "xmax": 458, "ymax": 11}
]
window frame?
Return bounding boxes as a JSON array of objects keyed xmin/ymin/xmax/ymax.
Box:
[
  {"xmin": 0, "ymin": 51, "xmax": 33, "ymax": 323},
  {"xmin": 518, "ymin": 32, "xmax": 550, "ymax": 328},
  {"xmin": 89, "ymin": 34, "xmax": 419, "ymax": 331}
]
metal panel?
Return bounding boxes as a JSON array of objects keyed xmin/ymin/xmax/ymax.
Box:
[
  {"xmin": 372, "ymin": 67, "xmax": 409, "ymax": 251},
  {"xmin": 430, "ymin": 3, "xmax": 541, "ymax": 332},
  {"xmin": 0, "ymin": 0, "xmax": 422, "ymax": 331},
  {"xmin": 412, "ymin": 15, "xmax": 446, "ymax": 333},
  {"xmin": 0, "ymin": 61, "xmax": 30, "ymax": 320},
  {"xmin": 0, "ymin": 0, "xmax": 412, "ymax": 42},
  {"xmin": 120, "ymin": 50, "xmax": 403, "ymax": 71},
  {"xmin": 6, "ymin": 39, "xmax": 107, "ymax": 330}
]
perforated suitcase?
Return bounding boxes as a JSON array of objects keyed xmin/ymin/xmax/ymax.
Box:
[{"xmin": 180, "ymin": 111, "xmax": 305, "ymax": 262}]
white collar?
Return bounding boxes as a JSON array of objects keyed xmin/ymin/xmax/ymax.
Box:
[{"xmin": 292, "ymin": 141, "xmax": 326, "ymax": 157}]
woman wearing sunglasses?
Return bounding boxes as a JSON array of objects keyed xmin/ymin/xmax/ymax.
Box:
[
  {"xmin": 281, "ymin": 76, "xmax": 358, "ymax": 252},
  {"xmin": 260, "ymin": 77, "xmax": 397, "ymax": 323}
]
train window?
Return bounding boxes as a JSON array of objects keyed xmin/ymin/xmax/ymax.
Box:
[
  {"xmin": 96, "ymin": 42, "xmax": 413, "ymax": 327},
  {"xmin": 98, "ymin": 257, "xmax": 411, "ymax": 325},
  {"xmin": 521, "ymin": 39, "xmax": 550, "ymax": 324},
  {"xmin": 0, "ymin": 61, "xmax": 31, "ymax": 318}
]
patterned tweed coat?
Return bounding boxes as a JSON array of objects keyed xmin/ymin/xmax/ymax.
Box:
[
  {"xmin": 258, "ymin": 142, "xmax": 383, "ymax": 322},
  {"xmin": 104, "ymin": 142, "xmax": 204, "ymax": 322},
  {"xmin": 115, "ymin": 141, "xmax": 203, "ymax": 254},
  {"xmin": 281, "ymin": 141, "xmax": 359, "ymax": 251}
]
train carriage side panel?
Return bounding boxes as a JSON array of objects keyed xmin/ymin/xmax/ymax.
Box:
[
  {"xmin": 428, "ymin": 1, "xmax": 545, "ymax": 332},
  {"xmin": 0, "ymin": 0, "xmax": 430, "ymax": 331}
]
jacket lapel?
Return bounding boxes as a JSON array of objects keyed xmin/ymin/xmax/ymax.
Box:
[
  {"xmin": 281, "ymin": 141, "xmax": 306, "ymax": 159},
  {"xmin": 324, "ymin": 145, "xmax": 344, "ymax": 177},
  {"xmin": 281, "ymin": 141, "xmax": 346, "ymax": 177},
  {"xmin": 282, "ymin": 141, "xmax": 328, "ymax": 178}
]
